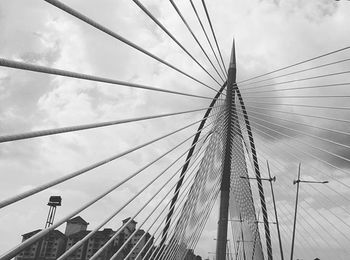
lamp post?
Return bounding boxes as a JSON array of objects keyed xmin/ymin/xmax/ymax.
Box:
[
  {"xmin": 240, "ymin": 160, "xmax": 285, "ymax": 260},
  {"xmin": 290, "ymin": 163, "xmax": 328, "ymax": 260}
]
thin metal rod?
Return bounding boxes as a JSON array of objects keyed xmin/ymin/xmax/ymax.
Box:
[
  {"xmin": 201, "ymin": 0, "xmax": 228, "ymax": 75},
  {"xmin": 132, "ymin": 0, "xmax": 224, "ymax": 85},
  {"xmin": 44, "ymin": 0, "xmax": 219, "ymax": 93},
  {"xmin": 169, "ymin": 0, "xmax": 225, "ymax": 81},
  {"xmin": 290, "ymin": 163, "xmax": 301, "ymax": 260},
  {"xmin": 0, "ymin": 111, "xmax": 218, "ymax": 209},
  {"xmin": 0, "ymin": 107, "xmax": 212, "ymax": 143},
  {"xmin": 266, "ymin": 161, "xmax": 284, "ymax": 260},
  {"xmin": 238, "ymin": 45, "xmax": 350, "ymax": 84},
  {"xmin": 0, "ymin": 58, "xmax": 215, "ymax": 100}
]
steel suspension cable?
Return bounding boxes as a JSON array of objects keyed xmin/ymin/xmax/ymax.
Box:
[
  {"xmin": 232, "ymin": 113, "xmax": 348, "ymax": 252},
  {"xmin": 240, "ymin": 82, "xmax": 350, "ymax": 95},
  {"xmin": 0, "ymin": 109, "xmax": 221, "ymax": 209},
  {"xmin": 44, "ymin": 0, "xmax": 220, "ymax": 94},
  {"xmin": 201, "ymin": 0, "xmax": 228, "ymax": 75},
  {"xmin": 240, "ymin": 115, "xmax": 350, "ymax": 199},
  {"xmin": 131, "ymin": 0, "xmax": 224, "ymax": 85},
  {"xmin": 169, "ymin": 0, "xmax": 225, "ymax": 82},
  {"xmin": 0, "ymin": 107, "xmax": 213, "ymax": 143},
  {"xmin": 112, "ymin": 144, "xmax": 208, "ymax": 260},
  {"xmin": 137, "ymin": 166, "xmax": 221, "ymax": 260},
  {"xmin": 244, "ymin": 100, "xmax": 350, "ymax": 111},
  {"xmin": 168, "ymin": 186, "xmax": 220, "ymax": 260},
  {"xmin": 236, "ymin": 114, "xmax": 350, "ymax": 189},
  {"xmin": 0, "ymin": 116, "xmax": 218, "ymax": 260},
  {"xmin": 241, "ymin": 132, "xmax": 350, "ymax": 248},
  {"xmin": 149, "ymin": 125, "xmax": 226, "ymax": 259},
  {"xmin": 58, "ymin": 129, "xmax": 212, "ymax": 260},
  {"xmin": 243, "ymin": 104, "xmax": 350, "ymax": 124},
  {"xmin": 240, "ymin": 121, "xmax": 350, "ymax": 218},
  {"xmin": 0, "ymin": 58, "xmax": 215, "ymax": 100},
  {"xmin": 90, "ymin": 131, "xmax": 211, "ymax": 260},
  {"xmin": 162, "ymin": 82, "xmax": 227, "ymax": 244},
  {"xmin": 155, "ymin": 179, "xmax": 221, "ymax": 260},
  {"xmin": 239, "ymin": 57, "xmax": 350, "ymax": 87},
  {"xmin": 168, "ymin": 188, "xmax": 219, "ymax": 260},
  {"xmin": 130, "ymin": 161, "xmax": 201, "ymax": 260},
  {"xmin": 240, "ymin": 70, "xmax": 350, "ymax": 92},
  {"xmin": 189, "ymin": 0, "xmax": 226, "ymax": 79},
  {"xmin": 237, "ymin": 109, "xmax": 350, "ymax": 154},
  {"xmin": 238, "ymin": 46, "xmax": 350, "ymax": 84},
  {"xmin": 242, "ymin": 94, "xmax": 350, "ymax": 99},
  {"xmin": 237, "ymin": 111, "xmax": 350, "ymax": 170}
]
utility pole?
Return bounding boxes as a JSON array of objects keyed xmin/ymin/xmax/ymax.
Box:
[{"xmin": 216, "ymin": 39, "xmax": 236, "ymax": 260}]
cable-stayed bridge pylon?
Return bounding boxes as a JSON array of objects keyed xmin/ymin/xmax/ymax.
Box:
[{"xmin": 0, "ymin": 1, "xmax": 350, "ymax": 260}]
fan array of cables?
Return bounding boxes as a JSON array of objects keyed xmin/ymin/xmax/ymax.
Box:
[{"xmin": 0, "ymin": 0, "xmax": 349, "ymax": 260}]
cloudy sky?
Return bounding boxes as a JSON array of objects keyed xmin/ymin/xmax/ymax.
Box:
[{"xmin": 0, "ymin": 0, "xmax": 350, "ymax": 259}]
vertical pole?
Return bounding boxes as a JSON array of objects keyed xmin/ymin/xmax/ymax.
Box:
[
  {"xmin": 290, "ymin": 163, "xmax": 301, "ymax": 260},
  {"xmin": 239, "ymin": 214, "xmax": 247, "ymax": 260},
  {"xmin": 266, "ymin": 161, "xmax": 284, "ymax": 260},
  {"xmin": 216, "ymin": 39, "xmax": 236, "ymax": 260}
]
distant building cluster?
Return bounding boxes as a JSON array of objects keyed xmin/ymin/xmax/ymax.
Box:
[{"xmin": 15, "ymin": 216, "xmax": 153, "ymax": 260}]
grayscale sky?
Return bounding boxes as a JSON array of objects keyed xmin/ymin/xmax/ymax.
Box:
[{"xmin": 0, "ymin": 0, "xmax": 350, "ymax": 259}]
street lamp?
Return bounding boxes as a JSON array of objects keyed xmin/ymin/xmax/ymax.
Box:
[
  {"xmin": 290, "ymin": 163, "xmax": 328, "ymax": 260},
  {"xmin": 240, "ymin": 160, "xmax": 284, "ymax": 260}
]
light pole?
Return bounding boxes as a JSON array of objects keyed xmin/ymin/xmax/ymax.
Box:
[
  {"xmin": 290, "ymin": 163, "xmax": 328, "ymax": 260},
  {"xmin": 240, "ymin": 160, "xmax": 285, "ymax": 260}
]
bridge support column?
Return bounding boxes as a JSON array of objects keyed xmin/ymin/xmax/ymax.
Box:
[{"xmin": 216, "ymin": 39, "xmax": 236, "ymax": 260}]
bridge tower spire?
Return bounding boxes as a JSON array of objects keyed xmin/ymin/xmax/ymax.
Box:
[{"xmin": 216, "ymin": 39, "xmax": 237, "ymax": 260}]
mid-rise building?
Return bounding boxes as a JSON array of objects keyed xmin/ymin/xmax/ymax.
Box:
[
  {"xmin": 16, "ymin": 216, "xmax": 153, "ymax": 260},
  {"xmin": 15, "ymin": 230, "xmax": 66, "ymax": 260}
]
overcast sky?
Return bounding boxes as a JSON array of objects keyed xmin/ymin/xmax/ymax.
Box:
[{"xmin": 1, "ymin": 0, "xmax": 350, "ymax": 259}]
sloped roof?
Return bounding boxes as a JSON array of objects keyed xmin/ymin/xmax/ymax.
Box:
[
  {"xmin": 67, "ymin": 216, "xmax": 89, "ymax": 225},
  {"xmin": 22, "ymin": 229, "xmax": 66, "ymax": 239},
  {"xmin": 122, "ymin": 217, "xmax": 137, "ymax": 224}
]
